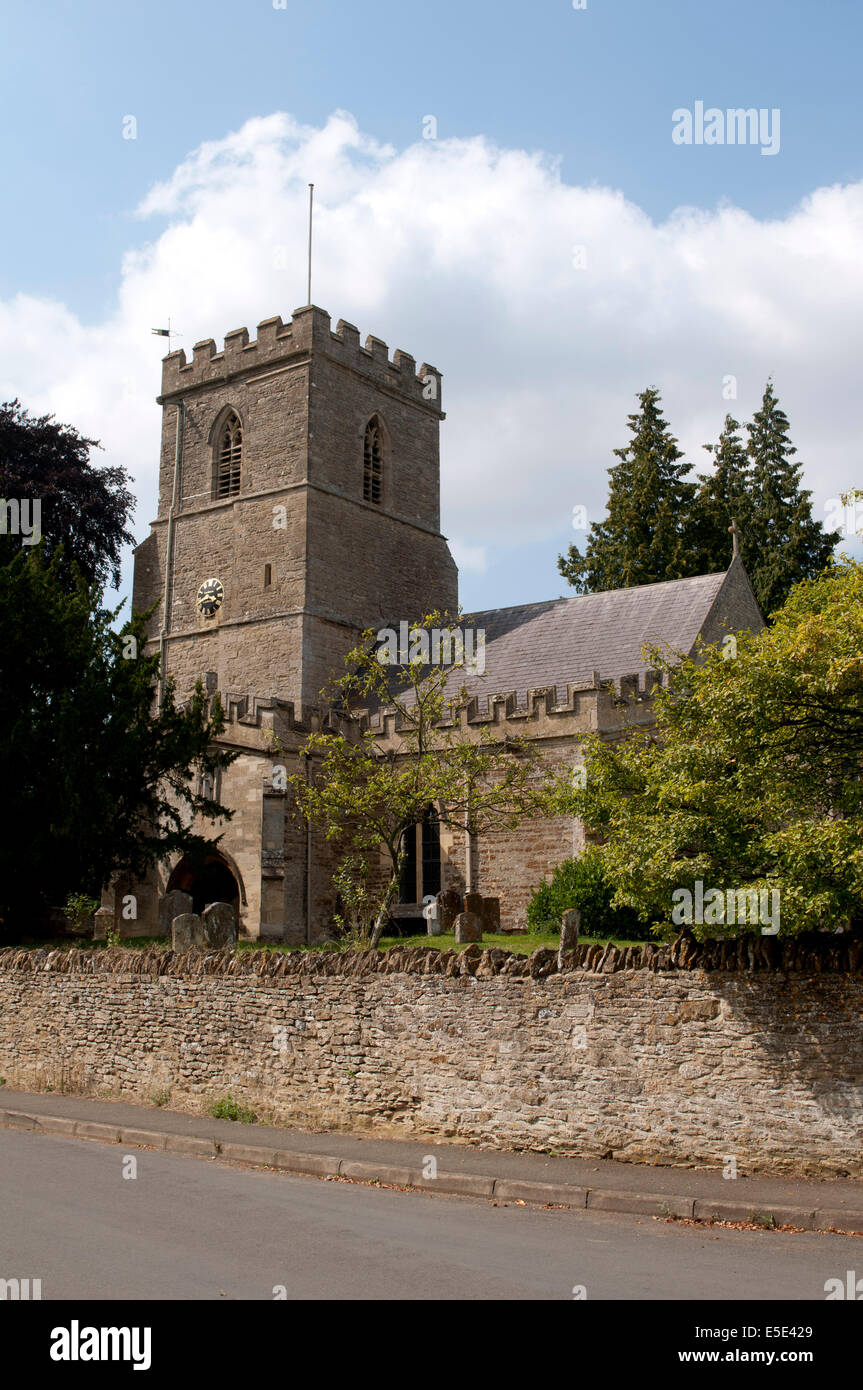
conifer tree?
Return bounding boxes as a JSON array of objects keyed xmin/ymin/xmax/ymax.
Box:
[
  {"xmin": 690, "ymin": 414, "xmax": 752, "ymax": 574},
  {"xmin": 558, "ymin": 387, "xmax": 700, "ymax": 593},
  {"xmin": 743, "ymin": 382, "xmax": 838, "ymax": 615}
]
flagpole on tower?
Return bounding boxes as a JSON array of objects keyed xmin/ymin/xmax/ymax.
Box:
[
  {"xmin": 151, "ymin": 318, "xmax": 182, "ymax": 353},
  {"xmin": 307, "ymin": 183, "xmax": 314, "ymax": 305}
]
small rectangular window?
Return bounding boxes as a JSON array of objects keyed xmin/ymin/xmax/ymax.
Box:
[{"xmin": 264, "ymin": 564, "xmax": 272, "ymax": 588}]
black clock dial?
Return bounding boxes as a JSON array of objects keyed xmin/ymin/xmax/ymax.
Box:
[{"xmin": 196, "ymin": 577, "xmax": 224, "ymax": 618}]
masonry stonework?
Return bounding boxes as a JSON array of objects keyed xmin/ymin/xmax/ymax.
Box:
[{"xmin": 1, "ymin": 946, "xmax": 861, "ymax": 1176}]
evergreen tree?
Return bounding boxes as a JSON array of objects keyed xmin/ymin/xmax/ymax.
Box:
[
  {"xmin": 558, "ymin": 387, "xmax": 700, "ymax": 593},
  {"xmin": 0, "ymin": 542, "xmax": 235, "ymax": 934},
  {"xmin": 742, "ymin": 382, "xmax": 839, "ymax": 615},
  {"xmin": 690, "ymin": 414, "xmax": 752, "ymax": 574}
]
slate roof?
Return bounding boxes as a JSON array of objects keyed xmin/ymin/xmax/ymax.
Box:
[{"xmin": 444, "ymin": 570, "xmax": 729, "ymax": 707}]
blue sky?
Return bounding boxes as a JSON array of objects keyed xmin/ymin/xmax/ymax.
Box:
[{"xmin": 1, "ymin": 0, "xmax": 861, "ymax": 611}]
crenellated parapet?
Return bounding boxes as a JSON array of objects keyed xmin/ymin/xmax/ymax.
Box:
[
  {"xmin": 349, "ymin": 669, "xmax": 666, "ymax": 748},
  {"xmin": 159, "ymin": 304, "xmax": 442, "ymax": 411},
  {"xmin": 195, "ymin": 666, "xmax": 665, "ymax": 757}
]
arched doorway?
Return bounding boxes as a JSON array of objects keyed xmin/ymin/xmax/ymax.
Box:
[{"xmin": 167, "ymin": 852, "xmax": 241, "ymax": 919}]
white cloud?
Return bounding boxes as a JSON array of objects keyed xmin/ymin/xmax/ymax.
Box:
[
  {"xmin": 2, "ymin": 110, "xmax": 861, "ymax": 602},
  {"xmin": 448, "ymin": 539, "xmax": 488, "ymax": 575}
]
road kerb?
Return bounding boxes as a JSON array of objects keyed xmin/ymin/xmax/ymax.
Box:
[
  {"xmin": 270, "ymin": 1151, "xmax": 342, "ymax": 1178},
  {"xmin": 163, "ymin": 1134, "xmax": 217, "ymax": 1158},
  {"xmin": 74, "ymin": 1121, "xmax": 122, "ymax": 1143},
  {"xmin": 219, "ymin": 1142, "xmax": 280, "ymax": 1168},
  {"xmin": 0, "ymin": 1109, "xmax": 38, "ymax": 1131},
  {"xmin": 588, "ymin": 1190, "xmax": 694, "ymax": 1219},
  {"xmin": 492, "ymin": 1179, "xmax": 588, "ymax": 1208},
  {"xmin": 338, "ymin": 1159, "xmax": 414, "ymax": 1187},
  {"xmin": 413, "ymin": 1172, "xmax": 496, "ymax": 1199},
  {"xmin": 692, "ymin": 1200, "xmax": 817, "ymax": 1229},
  {"xmin": 813, "ymin": 1208, "xmax": 863, "ymax": 1234},
  {"xmin": 2, "ymin": 1106, "xmax": 862, "ymax": 1230},
  {"xmin": 118, "ymin": 1128, "xmax": 167, "ymax": 1150}
]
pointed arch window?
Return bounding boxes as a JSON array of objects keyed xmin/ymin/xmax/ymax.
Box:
[
  {"xmin": 363, "ymin": 417, "xmax": 383, "ymax": 504},
  {"xmin": 216, "ymin": 411, "xmax": 242, "ymax": 499}
]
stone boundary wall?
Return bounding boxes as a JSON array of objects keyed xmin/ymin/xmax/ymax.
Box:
[{"xmin": 1, "ymin": 942, "xmax": 862, "ymax": 1175}]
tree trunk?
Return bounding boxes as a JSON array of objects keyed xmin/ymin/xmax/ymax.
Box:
[{"xmin": 369, "ymin": 865, "xmax": 400, "ymax": 949}]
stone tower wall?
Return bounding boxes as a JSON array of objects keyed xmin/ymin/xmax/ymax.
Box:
[{"xmin": 132, "ymin": 305, "xmax": 457, "ymax": 714}]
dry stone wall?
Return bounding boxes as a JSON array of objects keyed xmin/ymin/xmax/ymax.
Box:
[{"xmin": 1, "ymin": 941, "xmax": 861, "ymax": 1176}]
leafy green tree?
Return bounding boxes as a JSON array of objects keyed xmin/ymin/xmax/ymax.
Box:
[
  {"xmin": 558, "ymin": 387, "xmax": 700, "ymax": 593},
  {"xmin": 569, "ymin": 561, "xmax": 863, "ymax": 937},
  {"xmin": 0, "ymin": 399, "xmax": 134, "ymax": 592},
  {"xmin": 741, "ymin": 382, "xmax": 839, "ymax": 615},
  {"xmin": 526, "ymin": 848, "xmax": 650, "ymax": 939},
  {"xmin": 0, "ymin": 543, "xmax": 235, "ymax": 934},
  {"xmin": 288, "ymin": 613, "xmax": 569, "ymax": 945}
]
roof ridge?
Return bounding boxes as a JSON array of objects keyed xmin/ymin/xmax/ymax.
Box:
[{"xmin": 468, "ymin": 569, "xmax": 729, "ymax": 623}]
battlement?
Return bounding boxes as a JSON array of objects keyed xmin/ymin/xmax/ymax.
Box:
[
  {"xmin": 348, "ymin": 669, "xmax": 665, "ymax": 745},
  {"xmin": 159, "ymin": 304, "xmax": 442, "ymax": 410},
  {"xmin": 198, "ymin": 668, "xmax": 665, "ymax": 756}
]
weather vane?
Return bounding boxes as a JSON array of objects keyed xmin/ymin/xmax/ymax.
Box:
[{"xmin": 151, "ymin": 318, "xmax": 183, "ymax": 353}]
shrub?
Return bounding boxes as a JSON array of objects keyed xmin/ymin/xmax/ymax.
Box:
[
  {"xmin": 208, "ymin": 1096, "xmax": 258, "ymax": 1124},
  {"xmin": 526, "ymin": 849, "xmax": 652, "ymax": 940}
]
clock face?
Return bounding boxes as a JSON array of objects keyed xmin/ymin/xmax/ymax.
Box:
[{"xmin": 196, "ymin": 577, "xmax": 224, "ymax": 618}]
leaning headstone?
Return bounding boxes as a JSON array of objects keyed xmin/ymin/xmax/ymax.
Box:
[
  {"xmin": 93, "ymin": 907, "xmax": 113, "ymax": 941},
  {"xmin": 436, "ymin": 888, "xmax": 463, "ymax": 933},
  {"xmin": 454, "ymin": 911, "xmax": 483, "ymax": 944},
  {"xmin": 202, "ymin": 900, "xmax": 237, "ymax": 949},
  {"xmin": 159, "ymin": 890, "xmax": 193, "ymax": 937},
  {"xmin": 171, "ymin": 913, "xmax": 205, "ymax": 952},
  {"xmin": 558, "ymin": 908, "xmax": 581, "ymax": 969},
  {"xmin": 479, "ymin": 897, "xmax": 501, "ymax": 934}
]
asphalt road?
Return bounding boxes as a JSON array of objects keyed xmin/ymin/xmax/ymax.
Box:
[{"xmin": 0, "ymin": 1128, "xmax": 856, "ymax": 1301}]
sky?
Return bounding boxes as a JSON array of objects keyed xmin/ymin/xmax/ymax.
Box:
[{"xmin": 1, "ymin": 0, "xmax": 862, "ymax": 612}]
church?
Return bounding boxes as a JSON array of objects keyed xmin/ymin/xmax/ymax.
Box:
[{"xmin": 120, "ymin": 304, "xmax": 763, "ymax": 942}]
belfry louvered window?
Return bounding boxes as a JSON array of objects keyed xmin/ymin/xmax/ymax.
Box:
[
  {"xmin": 363, "ymin": 418, "xmax": 383, "ymax": 504},
  {"xmin": 216, "ymin": 412, "xmax": 242, "ymax": 499}
]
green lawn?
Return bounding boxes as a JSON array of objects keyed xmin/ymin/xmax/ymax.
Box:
[
  {"xmin": 2, "ymin": 931, "xmax": 647, "ymax": 955},
  {"xmin": 374, "ymin": 932, "xmax": 644, "ymax": 954}
]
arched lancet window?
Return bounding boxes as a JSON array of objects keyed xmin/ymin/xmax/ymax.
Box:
[
  {"xmin": 216, "ymin": 411, "xmax": 242, "ymax": 499},
  {"xmin": 363, "ymin": 417, "xmax": 383, "ymax": 504}
]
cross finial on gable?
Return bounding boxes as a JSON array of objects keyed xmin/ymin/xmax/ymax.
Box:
[{"xmin": 729, "ymin": 517, "xmax": 741, "ymax": 560}]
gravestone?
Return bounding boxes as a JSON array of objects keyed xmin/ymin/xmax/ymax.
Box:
[
  {"xmin": 159, "ymin": 890, "xmax": 193, "ymax": 937},
  {"xmin": 454, "ymin": 911, "xmax": 483, "ymax": 944},
  {"xmin": 202, "ymin": 900, "xmax": 237, "ymax": 949},
  {"xmin": 464, "ymin": 892, "xmax": 484, "ymax": 917},
  {"xmin": 436, "ymin": 888, "xmax": 463, "ymax": 933},
  {"xmin": 171, "ymin": 913, "xmax": 205, "ymax": 952},
  {"xmin": 479, "ymin": 897, "xmax": 501, "ymax": 934},
  {"xmin": 93, "ymin": 907, "xmax": 113, "ymax": 942},
  {"xmin": 423, "ymin": 896, "xmax": 442, "ymax": 937},
  {"xmin": 558, "ymin": 908, "xmax": 581, "ymax": 969}
]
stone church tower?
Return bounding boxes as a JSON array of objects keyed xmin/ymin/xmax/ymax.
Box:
[
  {"xmin": 125, "ymin": 305, "xmax": 458, "ymax": 942},
  {"xmin": 133, "ymin": 304, "xmax": 458, "ymax": 713}
]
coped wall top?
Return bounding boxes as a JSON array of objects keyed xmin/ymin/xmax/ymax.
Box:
[{"xmin": 159, "ymin": 304, "xmax": 442, "ymax": 410}]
